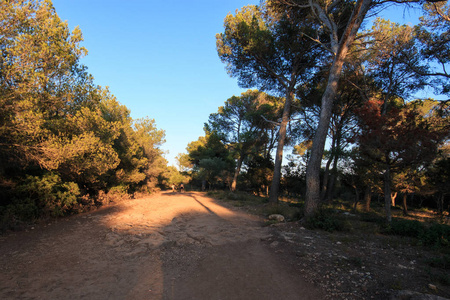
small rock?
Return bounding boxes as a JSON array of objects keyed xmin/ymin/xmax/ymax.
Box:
[
  {"xmin": 428, "ymin": 284, "xmax": 437, "ymax": 291},
  {"xmin": 268, "ymin": 214, "xmax": 285, "ymax": 222},
  {"xmin": 270, "ymin": 241, "xmax": 279, "ymax": 248}
]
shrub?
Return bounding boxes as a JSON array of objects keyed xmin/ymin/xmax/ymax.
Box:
[
  {"xmin": 386, "ymin": 219, "xmax": 425, "ymax": 238},
  {"xmin": 425, "ymin": 255, "xmax": 450, "ymax": 270},
  {"xmin": 383, "ymin": 218, "xmax": 450, "ymax": 249},
  {"xmin": 419, "ymin": 223, "xmax": 450, "ymax": 248},
  {"xmin": 305, "ymin": 209, "xmax": 351, "ymax": 232},
  {"xmin": 15, "ymin": 173, "xmax": 80, "ymax": 217}
]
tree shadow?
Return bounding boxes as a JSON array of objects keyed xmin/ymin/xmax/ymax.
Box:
[{"xmin": 0, "ymin": 192, "xmax": 323, "ymax": 299}]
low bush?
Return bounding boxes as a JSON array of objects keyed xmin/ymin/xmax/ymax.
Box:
[
  {"xmin": 425, "ymin": 255, "xmax": 450, "ymax": 270},
  {"xmin": 304, "ymin": 209, "xmax": 352, "ymax": 232},
  {"xmin": 15, "ymin": 173, "xmax": 80, "ymax": 218},
  {"xmin": 383, "ymin": 218, "xmax": 450, "ymax": 249}
]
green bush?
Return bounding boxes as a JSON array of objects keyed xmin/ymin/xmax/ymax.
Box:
[
  {"xmin": 419, "ymin": 223, "xmax": 450, "ymax": 248},
  {"xmin": 305, "ymin": 209, "xmax": 351, "ymax": 232},
  {"xmin": 425, "ymin": 255, "xmax": 450, "ymax": 270},
  {"xmin": 386, "ymin": 219, "xmax": 425, "ymax": 238},
  {"xmin": 384, "ymin": 218, "xmax": 450, "ymax": 249},
  {"xmin": 0, "ymin": 198, "xmax": 39, "ymax": 230},
  {"xmin": 359, "ymin": 212, "xmax": 385, "ymax": 224},
  {"xmin": 16, "ymin": 173, "xmax": 80, "ymax": 217}
]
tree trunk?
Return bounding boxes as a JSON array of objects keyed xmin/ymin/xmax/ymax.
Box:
[
  {"xmin": 304, "ymin": 0, "xmax": 373, "ymax": 217},
  {"xmin": 231, "ymin": 154, "xmax": 244, "ymax": 192},
  {"xmin": 268, "ymin": 89, "xmax": 293, "ymax": 203},
  {"xmin": 364, "ymin": 186, "xmax": 371, "ymax": 212},
  {"xmin": 402, "ymin": 193, "xmax": 408, "ymax": 216},
  {"xmin": 383, "ymin": 165, "xmax": 392, "ymax": 223},
  {"xmin": 391, "ymin": 192, "xmax": 397, "ymax": 207},
  {"xmin": 325, "ymin": 145, "xmax": 340, "ymax": 203},
  {"xmin": 321, "ymin": 154, "xmax": 333, "ymax": 201},
  {"xmin": 353, "ymin": 187, "xmax": 359, "ymax": 213}
]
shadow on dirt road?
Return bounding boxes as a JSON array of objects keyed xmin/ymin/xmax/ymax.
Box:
[{"xmin": 0, "ymin": 192, "xmax": 324, "ymax": 299}]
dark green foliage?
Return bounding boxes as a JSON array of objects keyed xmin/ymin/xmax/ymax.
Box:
[
  {"xmin": 385, "ymin": 219, "xmax": 425, "ymax": 238},
  {"xmin": 16, "ymin": 173, "xmax": 80, "ymax": 218},
  {"xmin": 425, "ymin": 255, "xmax": 450, "ymax": 270},
  {"xmin": 420, "ymin": 223, "xmax": 450, "ymax": 248},
  {"xmin": 304, "ymin": 209, "xmax": 352, "ymax": 232},
  {"xmin": 383, "ymin": 218, "xmax": 450, "ymax": 249},
  {"xmin": 359, "ymin": 212, "xmax": 385, "ymax": 225}
]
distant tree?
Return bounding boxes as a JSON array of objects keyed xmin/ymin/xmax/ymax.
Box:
[
  {"xmin": 217, "ymin": 3, "xmax": 321, "ymax": 202},
  {"xmin": 206, "ymin": 90, "xmax": 281, "ymax": 191},
  {"xmin": 186, "ymin": 132, "xmax": 234, "ymax": 190},
  {"xmin": 175, "ymin": 153, "xmax": 192, "ymax": 173}
]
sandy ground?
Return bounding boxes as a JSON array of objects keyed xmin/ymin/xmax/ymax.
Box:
[{"xmin": 0, "ymin": 191, "xmax": 325, "ymax": 300}]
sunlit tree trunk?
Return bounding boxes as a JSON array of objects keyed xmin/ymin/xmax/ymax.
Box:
[
  {"xmin": 231, "ymin": 155, "xmax": 244, "ymax": 192},
  {"xmin": 383, "ymin": 163, "xmax": 392, "ymax": 223},
  {"xmin": 304, "ymin": 0, "xmax": 373, "ymax": 217}
]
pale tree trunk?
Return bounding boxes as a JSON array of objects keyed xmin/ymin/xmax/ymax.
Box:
[
  {"xmin": 304, "ymin": 0, "xmax": 373, "ymax": 217},
  {"xmin": 305, "ymin": 69, "xmax": 340, "ymax": 215},
  {"xmin": 231, "ymin": 155, "xmax": 244, "ymax": 192},
  {"xmin": 383, "ymin": 164, "xmax": 392, "ymax": 223},
  {"xmin": 391, "ymin": 192, "xmax": 397, "ymax": 207},
  {"xmin": 269, "ymin": 90, "xmax": 294, "ymax": 203}
]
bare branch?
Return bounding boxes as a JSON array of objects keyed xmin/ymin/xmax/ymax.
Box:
[
  {"xmin": 432, "ymin": 2, "xmax": 450, "ymax": 22},
  {"xmin": 261, "ymin": 115, "xmax": 281, "ymax": 126}
]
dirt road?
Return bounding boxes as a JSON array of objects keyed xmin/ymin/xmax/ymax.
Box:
[{"xmin": 0, "ymin": 192, "xmax": 325, "ymax": 299}]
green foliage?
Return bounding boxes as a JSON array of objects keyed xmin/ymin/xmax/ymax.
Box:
[
  {"xmin": 304, "ymin": 209, "xmax": 352, "ymax": 232},
  {"xmin": 15, "ymin": 173, "xmax": 80, "ymax": 218},
  {"xmin": 0, "ymin": 0, "xmax": 168, "ymax": 227},
  {"xmin": 186, "ymin": 132, "xmax": 234, "ymax": 189},
  {"xmin": 383, "ymin": 218, "xmax": 450, "ymax": 249},
  {"xmin": 420, "ymin": 223, "xmax": 450, "ymax": 248},
  {"xmin": 384, "ymin": 219, "xmax": 425, "ymax": 237},
  {"xmin": 425, "ymin": 255, "xmax": 450, "ymax": 270}
]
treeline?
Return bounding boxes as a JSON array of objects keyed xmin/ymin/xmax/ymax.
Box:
[
  {"xmin": 179, "ymin": 0, "xmax": 450, "ymax": 222},
  {"xmin": 0, "ymin": 0, "xmax": 170, "ymax": 228}
]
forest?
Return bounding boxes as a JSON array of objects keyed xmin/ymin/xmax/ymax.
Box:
[{"xmin": 1, "ymin": 0, "xmax": 449, "ymax": 230}]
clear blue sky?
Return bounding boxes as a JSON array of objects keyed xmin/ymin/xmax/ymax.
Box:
[{"xmin": 51, "ymin": 1, "xmax": 425, "ymax": 167}]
